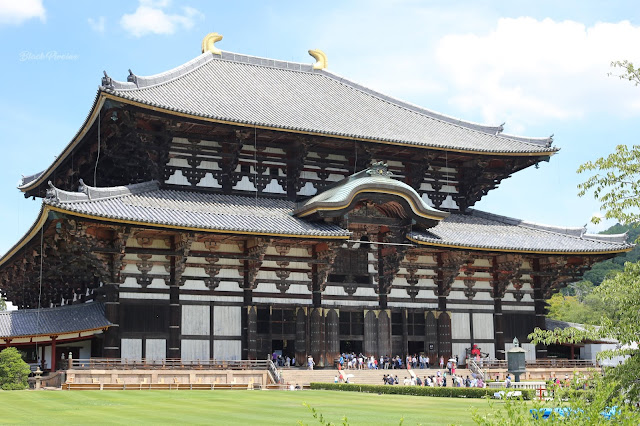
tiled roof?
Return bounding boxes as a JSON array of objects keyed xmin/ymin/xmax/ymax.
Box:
[
  {"xmin": 102, "ymin": 51, "xmax": 556, "ymax": 155},
  {"xmin": 44, "ymin": 181, "xmax": 350, "ymax": 238},
  {"xmin": 0, "ymin": 303, "xmax": 110, "ymax": 338},
  {"xmin": 294, "ymin": 163, "xmax": 448, "ymax": 222},
  {"xmin": 409, "ymin": 209, "xmax": 632, "ymax": 253}
]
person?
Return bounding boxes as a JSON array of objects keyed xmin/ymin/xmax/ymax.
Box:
[
  {"xmin": 446, "ymin": 360, "xmax": 452, "ymax": 375},
  {"xmin": 505, "ymin": 375, "xmax": 512, "ymax": 388},
  {"xmin": 426, "ymin": 355, "xmax": 430, "ymax": 369},
  {"xmin": 307, "ymin": 355, "xmax": 315, "ymax": 370},
  {"xmin": 416, "ymin": 375, "xmax": 422, "ymax": 386},
  {"xmin": 334, "ymin": 375, "xmax": 339, "ymax": 384},
  {"xmin": 439, "ymin": 355, "xmax": 444, "ymax": 369},
  {"xmin": 403, "ymin": 376, "xmax": 410, "ymax": 386}
]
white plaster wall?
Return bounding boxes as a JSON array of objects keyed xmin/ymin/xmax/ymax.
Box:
[
  {"xmin": 121, "ymin": 338, "xmax": 142, "ymax": 361},
  {"xmin": 472, "ymin": 313, "xmax": 495, "ymax": 340},
  {"xmin": 119, "ymin": 292, "xmax": 170, "ymax": 300},
  {"xmin": 181, "ymin": 340, "xmax": 209, "ymax": 361},
  {"xmin": 182, "ymin": 305, "xmax": 210, "ymax": 335},
  {"xmin": 481, "ymin": 342, "xmax": 496, "ymax": 359},
  {"xmin": 214, "ymin": 340, "xmax": 241, "ymax": 360},
  {"xmin": 181, "ymin": 279, "xmax": 209, "ymax": 291},
  {"xmin": 452, "ymin": 343, "xmax": 469, "ymax": 364},
  {"xmin": 146, "ymin": 339, "xmax": 166, "ymax": 360},
  {"xmin": 253, "ymin": 297, "xmax": 312, "ymax": 305},
  {"xmin": 166, "ymin": 170, "xmax": 189, "ymax": 185},
  {"xmin": 263, "ymin": 179, "xmax": 286, "ymax": 194},
  {"xmin": 387, "ymin": 301, "xmax": 438, "ymax": 309},
  {"xmin": 213, "ymin": 306, "xmax": 241, "ymax": 336},
  {"xmin": 180, "ymin": 295, "xmax": 243, "ymax": 302},
  {"xmin": 505, "ymin": 343, "xmax": 536, "ymax": 361},
  {"xmin": 451, "ymin": 312, "xmax": 470, "ymax": 340}
]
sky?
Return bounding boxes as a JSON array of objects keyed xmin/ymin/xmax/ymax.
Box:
[{"xmin": 0, "ymin": 0, "xmax": 639, "ymax": 261}]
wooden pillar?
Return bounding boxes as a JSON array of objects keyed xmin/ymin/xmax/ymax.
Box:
[
  {"xmin": 50, "ymin": 337, "xmax": 57, "ymax": 372},
  {"xmin": 401, "ymin": 308, "xmax": 409, "ymax": 358},
  {"xmin": 363, "ymin": 310, "xmax": 378, "ymax": 356},
  {"xmin": 532, "ymin": 259, "xmax": 548, "ymax": 359},
  {"xmin": 243, "ymin": 285, "xmax": 254, "ymax": 360},
  {"xmin": 295, "ymin": 308, "xmax": 307, "ymax": 366},
  {"xmin": 168, "ymin": 284, "xmax": 181, "ymax": 359},
  {"xmin": 246, "ymin": 306, "xmax": 257, "ymax": 360},
  {"xmin": 325, "ymin": 308, "xmax": 339, "ymax": 366},
  {"xmin": 103, "ymin": 283, "xmax": 120, "ymax": 358},
  {"xmin": 377, "ymin": 310, "xmax": 391, "ymax": 358},
  {"xmin": 309, "ymin": 307, "xmax": 325, "ymax": 367},
  {"xmin": 494, "ymin": 298, "xmax": 505, "ymax": 360}
]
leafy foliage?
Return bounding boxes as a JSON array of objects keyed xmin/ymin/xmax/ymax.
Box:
[
  {"xmin": 0, "ymin": 347, "xmax": 31, "ymax": 390},
  {"xmin": 578, "ymin": 144, "xmax": 640, "ymax": 225},
  {"xmin": 473, "ymin": 373, "xmax": 640, "ymax": 425},
  {"xmin": 0, "ymin": 296, "xmax": 6, "ymax": 311},
  {"xmin": 548, "ymin": 287, "xmax": 616, "ymax": 325},
  {"xmin": 531, "ymin": 260, "xmax": 640, "ymax": 401}
]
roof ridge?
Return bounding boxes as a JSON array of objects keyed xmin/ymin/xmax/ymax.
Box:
[
  {"xmin": 104, "ymin": 52, "xmax": 215, "ymax": 91},
  {"xmin": 45, "ymin": 180, "xmax": 159, "ymax": 205}
]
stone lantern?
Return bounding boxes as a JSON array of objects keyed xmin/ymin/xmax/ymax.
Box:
[{"xmin": 507, "ymin": 337, "xmax": 526, "ymax": 382}]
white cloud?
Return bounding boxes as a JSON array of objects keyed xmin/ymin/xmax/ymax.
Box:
[
  {"xmin": 88, "ymin": 16, "xmax": 106, "ymax": 34},
  {"xmin": 435, "ymin": 18, "xmax": 640, "ymax": 128},
  {"xmin": 0, "ymin": 0, "xmax": 45, "ymax": 25},
  {"xmin": 120, "ymin": 0, "xmax": 203, "ymax": 37}
]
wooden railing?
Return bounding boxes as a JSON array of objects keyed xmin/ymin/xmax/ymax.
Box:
[
  {"xmin": 479, "ymin": 359, "xmax": 597, "ymax": 369},
  {"xmin": 70, "ymin": 358, "xmax": 271, "ymax": 370}
]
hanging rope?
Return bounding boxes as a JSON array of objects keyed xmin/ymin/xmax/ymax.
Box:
[
  {"xmin": 35, "ymin": 226, "xmax": 44, "ymax": 366},
  {"xmin": 254, "ymin": 126, "xmax": 258, "ymax": 207},
  {"xmin": 94, "ymin": 112, "xmax": 101, "ymax": 186}
]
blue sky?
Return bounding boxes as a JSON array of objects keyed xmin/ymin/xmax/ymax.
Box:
[{"xmin": 1, "ymin": 0, "xmax": 639, "ymax": 258}]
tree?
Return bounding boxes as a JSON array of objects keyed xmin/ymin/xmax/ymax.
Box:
[
  {"xmin": 578, "ymin": 61, "xmax": 640, "ymax": 226},
  {"xmin": 0, "ymin": 296, "xmax": 6, "ymax": 311},
  {"xmin": 477, "ymin": 61, "xmax": 640, "ymax": 423},
  {"xmin": 0, "ymin": 347, "xmax": 31, "ymax": 390}
]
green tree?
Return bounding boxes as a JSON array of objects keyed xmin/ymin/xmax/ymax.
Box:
[
  {"xmin": 0, "ymin": 296, "xmax": 6, "ymax": 311},
  {"xmin": 578, "ymin": 61, "xmax": 640, "ymax": 226},
  {"xmin": 0, "ymin": 347, "xmax": 31, "ymax": 390}
]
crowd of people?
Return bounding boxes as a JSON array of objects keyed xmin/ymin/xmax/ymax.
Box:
[
  {"xmin": 381, "ymin": 371, "xmax": 485, "ymax": 388},
  {"xmin": 337, "ymin": 353, "xmax": 460, "ymax": 370}
]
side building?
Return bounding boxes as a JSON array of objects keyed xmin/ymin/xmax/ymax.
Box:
[{"xmin": 0, "ymin": 34, "xmax": 631, "ymax": 370}]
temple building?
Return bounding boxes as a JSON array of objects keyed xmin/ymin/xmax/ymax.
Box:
[{"xmin": 0, "ymin": 33, "xmax": 632, "ymax": 370}]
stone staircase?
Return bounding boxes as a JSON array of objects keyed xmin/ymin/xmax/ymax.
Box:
[{"xmin": 278, "ymin": 367, "xmax": 473, "ymax": 386}]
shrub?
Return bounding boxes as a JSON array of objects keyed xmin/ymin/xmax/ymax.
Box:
[
  {"xmin": 309, "ymin": 382, "xmax": 534, "ymax": 400},
  {"xmin": 0, "ymin": 347, "xmax": 31, "ymax": 390}
]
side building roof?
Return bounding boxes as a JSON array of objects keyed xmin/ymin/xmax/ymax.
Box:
[
  {"xmin": 409, "ymin": 209, "xmax": 633, "ymax": 254},
  {"xmin": 0, "ymin": 302, "xmax": 111, "ymax": 338}
]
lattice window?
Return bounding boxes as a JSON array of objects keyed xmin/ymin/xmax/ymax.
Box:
[{"xmin": 339, "ymin": 311, "xmax": 364, "ymax": 336}]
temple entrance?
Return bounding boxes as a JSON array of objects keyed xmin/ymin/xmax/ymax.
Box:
[
  {"xmin": 408, "ymin": 341, "xmax": 424, "ymax": 355},
  {"xmin": 340, "ymin": 340, "xmax": 362, "ymax": 354},
  {"xmin": 271, "ymin": 340, "xmax": 295, "ymax": 363}
]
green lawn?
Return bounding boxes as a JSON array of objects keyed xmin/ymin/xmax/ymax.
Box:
[{"xmin": 0, "ymin": 390, "xmax": 494, "ymax": 425}]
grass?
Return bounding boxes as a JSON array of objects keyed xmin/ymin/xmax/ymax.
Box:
[{"xmin": 0, "ymin": 389, "xmax": 495, "ymax": 425}]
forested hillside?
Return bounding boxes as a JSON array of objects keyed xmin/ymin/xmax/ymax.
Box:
[{"xmin": 549, "ymin": 223, "xmax": 638, "ymax": 324}]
